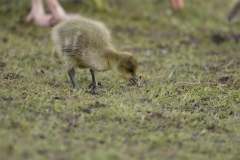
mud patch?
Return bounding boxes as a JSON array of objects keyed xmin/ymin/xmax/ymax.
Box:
[
  {"xmin": 4, "ymin": 73, "xmax": 23, "ymax": 80},
  {"xmin": 2, "ymin": 37, "xmax": 8, "ymax": 43},
  {"xmin": 140, "ymin": 98, "xmax": 152, "ymax": 104},
  {"xmin": 82, "ymin": 101, "xmax": 107, "ymax": 114},
  {"xmin": 2, "ymin": 96, "xmax": 14, "ymax": 102},
  {"xmin": 0, "ymin": 61, "xmax": 7, "ymax": 68},
  {"xmin": 211, "ymin": 32, "xmax": 240, "ymax": 44},
  {"xmin": 180, "ymin": 35, "xmax": 200, "ymax": 47},
  {"xmin": 202, "ymin": 63, "xmax": 220, "ymax": 73},
  {"xmin": 219, "ymin": 76, "xmax": 232, "ymax": 84},
  {"xmin": 52, "ymin": 96, "xmax": 65, "ymax": 101},
  {"xmin": 147, "ymin": 111, "xmax": 163, "ymax": 120}
]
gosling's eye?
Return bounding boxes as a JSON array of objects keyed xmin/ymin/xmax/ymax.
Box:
[{"xmin": 127, "ymin": 68, "xmax": 133, "ymax": 73}]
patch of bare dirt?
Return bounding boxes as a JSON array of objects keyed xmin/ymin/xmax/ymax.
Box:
[
  {"xmin": 82, "ymin": 101, "xmax": 107, "ymax": 114},
  {"xmin": 2, "ymin": 37, "xmax": 8, "ymax": 43},
  {"xmin": 1, "ymin": 96, "xmax": 14, "ymax": 102},
  {"xmin": 4, "ymin": 73, "xmax": 22, "ymax": 80},
  {"xmin": 140, "ymin": 98, "xmax": 152, "ymax": 104},
  {"xmin": 0, "ymin": 61, "xmax": 6, "ymax": 68},
  {"xmin": 211, "ymin": 32, "xmax": 240, "ymax": 44},
  {"xmin": 219, "ymin": 76, "xmax": 232, "ymax": 84}
]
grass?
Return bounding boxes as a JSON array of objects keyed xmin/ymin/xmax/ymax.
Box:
[{"xmin": 0, "ymin": 0, "xmax": 240, "ymax": 160}]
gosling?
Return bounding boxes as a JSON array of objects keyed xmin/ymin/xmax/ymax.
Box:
[
  {"xmin": 51, "ymin": 17, "xmax": 140, "ymax": 93},
  {"xmin": 228, "ymin": 0, "xmax": 240, "ymax": 22}
]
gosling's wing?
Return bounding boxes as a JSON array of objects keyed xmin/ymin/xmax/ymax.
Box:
[
  {"xmin": 52, "ymin": 21, "xmax": 87, "ymax": 56},
  {"xmin": 62, "ymin": 47, "xmax": 80, "ymax": 56},
  {"xmin": 61, "ymin": 32, "xmax": 87, "ymax": 56}
]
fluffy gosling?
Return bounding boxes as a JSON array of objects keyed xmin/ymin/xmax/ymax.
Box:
[{"xmin": 51, "ymin": 17, "xmax": 140, "ymax": 94}]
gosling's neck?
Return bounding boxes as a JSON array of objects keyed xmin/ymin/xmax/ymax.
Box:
[{"xmin": 103, "ymin": 47, "xmax": 123, "ymax": 71}]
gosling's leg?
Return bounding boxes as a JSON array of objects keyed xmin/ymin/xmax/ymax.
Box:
[
  {"xmin": 68, "ymin": 68, "xmax": 79, "ymax": 89},
  {"xmin": 89, "ymin": 69, "xmax": 98, "ymax": 94}
]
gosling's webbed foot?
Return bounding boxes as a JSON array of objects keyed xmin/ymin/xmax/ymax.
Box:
[
  {"xmin": 88, "ymin": 82, "xmax": 102, "ymax": 89},
  {"xmin": 87, "ymin": 85, "xmax": 99, "ymax": 95},
  {"xmin": 73, "ymin": 85, "xmax": 80, "ymax": 90},
  {"xmin": 87, "ymin": 82, "xmax": 103, "ymax": 95}
]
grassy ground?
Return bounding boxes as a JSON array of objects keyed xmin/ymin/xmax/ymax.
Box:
[{"xmin": 0, "ymin": 0, "xmax": 240, "ymax": 160}]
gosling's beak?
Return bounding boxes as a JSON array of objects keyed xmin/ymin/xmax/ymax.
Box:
[{"xmin": 129, "ymin": 75, "xmax": 140, "ymax": 86}]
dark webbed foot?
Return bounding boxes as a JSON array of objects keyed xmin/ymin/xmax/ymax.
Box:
[
  {"xmin": 73, "ymin": 85, "xmax": 80, "ymax": 90},
  {"xmin": 88, "ymin": 85, "xmax": 99, "ymax": 95},
  {"xmin": 88, "ymin": 82, "xmax": 102, "ymax": 89},
  {"xmin": 88, "ymin": 82, "xmax": 103, "ymax": 94}
]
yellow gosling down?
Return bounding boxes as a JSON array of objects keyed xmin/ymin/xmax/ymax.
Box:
[{"xmin": 51, "ymin": 17, "xmax": 140, "ymax": 94}]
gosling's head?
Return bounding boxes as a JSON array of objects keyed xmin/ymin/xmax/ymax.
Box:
[
  {"xmin": 228, "ymin": 0, "xmax": 240, "ymax": 23},
  {"xmin": 116, "ymin": 52, "xmax": 140, "ymax": 86}
]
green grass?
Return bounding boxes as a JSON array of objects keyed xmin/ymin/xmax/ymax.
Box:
[{"xmin": 0, "ymin": 0, "xmax": 240, "ymax": 160}]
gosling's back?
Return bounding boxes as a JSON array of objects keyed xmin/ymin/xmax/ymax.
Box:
[{"xmin": 51, "ymin": 17, "xmax": 112, "ymax": 56}]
